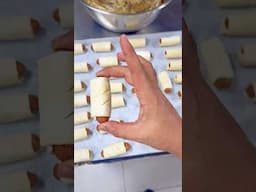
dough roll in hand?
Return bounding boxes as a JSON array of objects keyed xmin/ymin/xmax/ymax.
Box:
[
  {"xmin": 0, "ymin": 16, "xmax": 40, "ymax": 40},
  {"xmin": 90, "ymin": 77, "xmax": 111, "ymax": 123},
  {"xmin": 101, "ymin": 142, "xmax": 131, "ymax": 159},
  {"xmin": 238, "ymin": 44, "xmax": 256, "ymax": 67}
]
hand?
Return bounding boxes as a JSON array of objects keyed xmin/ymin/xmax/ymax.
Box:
[
  {"xmin": 97, "ymin": 34, "xmax": 182, "ymax": 158},
  {"xmin": 52, "ymin": 30, "xmax": 74, "ymax": 51}
]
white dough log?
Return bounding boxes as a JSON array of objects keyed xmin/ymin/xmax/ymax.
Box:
[
  {"xmin": 239, "ymin": 44, "xmax": 256, "ymax": 67},
  {"xmin": 0, "ymin": 16, "xmax": 38, "ymax": 40},
  {"xmin": 174, "ymin": 73, "xmax": 182, "ymax": 84},
  {"xmin": 74, "ymin": 111, "xmax": 91, "ymax": 125},
  {"xmin": 74, "ymin": 43, "xmax": 86, "ymax": 55},
  {"xmin": 136, "ymin": 51, "xmax": 152, "ymax": 61},
  {"xmin": 158, "ymin": 71, "xmax": 173, "ymax": 93},
  {"xmin": 57, "ymin": 3, "xmax": 73, "ymax": 28},
  {"xmin": 111, "ymin": 95, "xmax": 126, "ymax": 108},
  {"xmin": 74, "ymin": 80, "xmax": 86, "ymax": 92},
  {"xmin": 97, "ymin": 56, "xmax": 119, "ymax": 67},
  {"xmin": 74, "ymin": 95, "xmax": 90, "ymax": 108},
  {"xmin": 74, "ymin": 128, "xmax": 91, "ymax": 141},
  {"xmin": 0, "ymin": 58, "xmax": 23, "ymax": 88},
  {"xmin": 216, "ymin": 0, "xmax": 256, "ymax": 8},
  {"xmin": 0, "ymin": 172, "xmax": 32, "ymax": 192},
  {"xmin": 221, "ymin": 12, "xmax": 256, "ymax": 36},
  {"xmin": 91, "ymin": 42, "xmax": 113, "ymax": 52},
  {"xmin": 101, "ymin": 142, "xmax": 131, "ymax": 158},
  {"xmin": 0, "ymin": 133, "xmax": 37, "ymax": 164},
  {"xmin": 164, "ymin": 47, "xmax": 182, "ymax": 59},
  {"xmin": 167, "ymin": 59, "xmax": 182, "ymax": 71},
  {"xmin": 74, "ymin": 149, "xmax": 93, "ymax": 163},
  {"xmin": 110, "ymin": 82, "xmax": 124, "ymax": 93},
  {"xmin": 200, "ymin": 38, "xmax": 234, "ymax": 89},
  {"xmin": 0, "ymin": 94, "xmax": 34, "ymax": 123},
  {"xmin": 160, "ymin": 36, "xmax": 181, "ymax": 47},
  {"xmin": 128, "ymin": 38, "xmax": 146, "ymax": 48},
  {"xmin": 74, "ymin": 62, "xmax": 91, "ymax": 73}
]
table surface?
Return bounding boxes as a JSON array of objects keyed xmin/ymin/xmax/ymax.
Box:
[{"xmin": 75, "ymin": 0, "xmax": 182, "ymax": 40}]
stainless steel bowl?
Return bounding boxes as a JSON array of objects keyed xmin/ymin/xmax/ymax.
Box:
[{"xmin": 81, "ymin": 0, "xmax": 173, "ymax": 32}]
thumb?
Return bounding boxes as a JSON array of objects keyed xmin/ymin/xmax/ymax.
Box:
[{"xmin": 98, "ymin": 121, "xmax": 137, "ymax": 140}]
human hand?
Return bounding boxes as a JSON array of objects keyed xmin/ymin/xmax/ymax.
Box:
[{"xmin": 97, "ymin": 34, "xmax": 182, "ymax": 158}]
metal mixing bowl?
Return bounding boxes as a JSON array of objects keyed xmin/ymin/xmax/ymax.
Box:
[{"xmin": 81, "ymin": 0, "xmax": 173, "ymax": 32}]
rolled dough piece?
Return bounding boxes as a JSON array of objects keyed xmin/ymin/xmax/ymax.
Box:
[
  {"xmin": 0, "ymin": 172, "xmax": 32, "ymax": 192},
  {"xmin": 90, "ymin": 77, "xmax": 111, "ymax": 121},
  {"xmin": 0, "ymin": 133, "xmax": 37, "ymax": 164},
  {"xmin": 160, "ymin": 36, "xmax": 181, "ymax": 47},
  {"xmin": 200, "ymin": 38, "xmax": 234, "ymax": 89},
  {"xmin": 111, "ymin": 95, "xmax": 126, "ymax": 108},
  {"xmin": 101, "ymin": 142, "xmax": 131, "ymax": 158},
  {"xmin": 74, "ymin": 62, "xmax": 92, "ymax": 73},
  {"xmin": 221, "ymin": 12, "xmax": 256, "ymax": 36},
  {"xmin": 74, "ymin": 95, "xmax": 90, "ymax": 108},
  {"xmin": 128, "ymin": 38, "xmax": 146, "ymax": 48},
  {"xmin": 97, "ymin": 56, "xmax": 119, "ymax": 67},
  {"xmin": 74, "ymin": 149, "xmax": 93, "ymax": 163},
  {"xmin": 74, "ymin": 111, "xmax": 91, "ymax": 125},
  {"xmin": 158, "ymin": 71, "xmax": 173, "ymax": 93},
  {"xmin": 74, "ymin": 80, "xmax": 86, "ymax": 92},
  {"xmin": 74, "ymin": 43, "xmax": 86, "ymax": 55},
  {"xmin": 74, "ymin": 128, "xmax": 91, "ymax": 141},
  {"xmin": 0, "ymin": 93, "xmax": 34, "ymax": 123},
  {"xmin": 246, "ymin": 81, "xmax": 256, "ymax": 102},
  {"xmin": 174, "ymin": 73, "xmax": 182, "ymax": 84},
  {"xmin": 216, "ymin": 0, "xmax": 256, "ymax": 8},
  {"xmin": 239, "ymin": 44, "xmax": 256, "ymax": 67},
  {"xmin": 56, "ymin": 3, "xmax": 73, "ymax": 28},
  {"xmin": 0, "ymin": 58, "xmax": 24, "ymax": 88},
  {"xmin": 91, "ymin": 42, "xmax": 113, "ymax": 52},
  {"xmin": 136, "ymin": 51, "xmax": 152, "ymax": 61},
  {"xmin": 0, "ymin": 16, "xmax": 39, "ymax": 40},
  {"xmin": 164, "ymin": 47, "xmax": 182, "ymax": 59},
  {"xmin": 167, "ymin": 59, "xmax": 182, "ymax": 71},
  {"xmin": 110, "ymin": 82, "xmax": 124, "ymax": 93}
]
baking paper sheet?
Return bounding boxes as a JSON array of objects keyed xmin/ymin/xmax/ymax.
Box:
[{"xmin": 74, "ymin": 31, "xmax": 182, "ymax": 163}]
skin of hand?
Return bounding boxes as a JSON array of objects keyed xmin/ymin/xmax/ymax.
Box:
[
  {"xmin": 97, "ymin": 34, "xmax": 182, "ymax": 159},
  {"xmin": 54, "ymin": 160, "xmax": 74, "ymax": 180}
]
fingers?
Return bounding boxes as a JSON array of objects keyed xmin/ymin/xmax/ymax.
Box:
[{"xmin": 52, "ymin": 30, "xmax": 74, "ymax": 51}]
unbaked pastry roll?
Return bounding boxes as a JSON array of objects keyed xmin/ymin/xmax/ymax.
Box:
[
  {"xmin": 0, "ymin": 172, "xmax": 37, "ymax": 192},
  {"xmin": 53, "ymin": 3, "xmax": 73, "ymax": 28},
  {"xmin": 74, "ymin": 149, "xmax": 93, "ymax": 163},
  {"xmin": 164, "ymin": 47, "xmax": 182, "ymax": 59},
  {"xmin": 90, "ymin": 77, "xmax": 111, "ymax": 123},
  {"xmin": 101, "ymin": 142, "xmax": 131, "ymax": 158},
  {"xmin": 110, "ymin": 82, "xmax": 125, "ymax": 93},
  {"xmin": 158, "ymin": 71, "xmax": 173, "ymax": 93},
  {"xmin": 96, "ymin": 56, "xmax": 119, "ymax": 67},
  {"xmin": 74, "ymin": 80, "xmax": 86, "ymax": 92},
  {"xmin": 136, "ymin": 51, "xmax": 152, "ymax": 61},
  {"xmin": 0, "ymin": 94, "xmax": 38, "ymax": 123},
  {"xmin": 128, "ymin": 38, "xmax": 146, "ymax": 48},
  {"xmin": 91, "ymin": 41, "xmax": 113, "ymax": 52},
  {"xmin": 167, "ymin": 59, "xmax": 182, "ymax": 71},
  {"xmin": 0, "ymin": 59, "xmax": 25, "ymax": 88},
  {"xmin": 160, "ymin": 36, "xmax": 181, "ymax": 47},
  {"xmin": 111, "ymin": 95, "xmax": 126, "ymax": 108},
  {"xmin": 0, "ymin": 133, "xmax": 40, "ymax": 164},
  {"xmin": 0, "ymin": 16, "xmax": 40, "ymax": 40},
  {"xmin": 74, "ymin": 111, "xmax": 91, "ymax": 125},
  {"xmin": 53, "ymin": 160, "xmax": 73, "ymax": 184},
  {"xmin": 200, "ymin": 38, "xmax": 234, "ymax": 89},
  {"xmin": 221, "ymin": 12, "xmax": 256, "ymax": 36},
  {"xmin": 246, "ymin": 81, "xmax": 256, "ymax": 102},
  {"xmin": 216, "ymin": 0, "xmax": 256, "ymax": 8},
  {"xmin": 74, "ymin": 128, "xmax": 91, "ymax": 141},
  {"xmin": 74, "ymin": 95, "xmax": 90, "ymax": 108},
  {"xmin": 238, "ymin": 44, "xmax": 256, "ymax": 67},
  {"xmin": 174, "ymin": 73, "xmax": 182, "ymax": 84},
  {"xmin": 74, "ymin": 43, "xmax": 86, "ymax": 55},
  {"xmin": 74, "ymin": 62, "xmax": 92, "ymax": 73}
]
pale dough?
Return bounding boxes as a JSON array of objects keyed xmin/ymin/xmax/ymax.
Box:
[
  {"xmin": 0, "ymin": 58, "xmax": 22, "ymax": 88},
  {"xmin": 74, "ymin": 80, "xmax": 85, "ymax": 92},
  {"xmin": 111, "ymin": 95, "xmax": 126, "ymax": 108},
  {"xmin": 74, "ymin": 95, "xmax": 89, "ymax": 108},
  {"xmin": 128, "ymin": 38, "xmax": 146, "ymax": 48},
  {"xmin": 101, "ymin": 142, "xmax": 128, "ymax": 158},
  {"xmin": 97, "ymin": 56, "xmax": 119, "ymax": 67},
  {"xmin": 91, "ymin": 41, "xmax": 112, "ymax": 52},
  {"xmin": 158, "ymin": 71, "xmax": 173, "ymax": 93},
  {"xmin": 74, "ymin": 128, "xmax": 90, "ymax": 141},
  {"xmin": 0, "ymin": 93, "xmax": 34, "ymax": 123},
  {"xmin": 239, "ymin": 44, "xmax": 256, "ymax": 67},
  {"xmin": 164, "ymin": 48, "xmax": 182, "ymax": 59},
  {"xmin": 160, "ymin": 36, "xmax": 181, "ymax": 47},
  {"xmin": 110, "ymin": 82, "xmax": 124, "ymax": 93},
  {"xmin": 167, "ymin": 59, "xmax": 182, "ymax": 71},
  {"xmin": 136, "ymin": 51, "xmax": 152, "ymax": 61},
  {"xmin": 58, "ymin": 3, "xmax": 73, "ymax": 28},
  {"xmin": 0, "ymin": 16, "xmax": 35, "ymax": 40},
  {"xmin": 90, "ymin": 77, "xmax": 111, "ymax": 117},
  {"xmin": 74, "ymin": 62, "xmax": 90, "ymax": 73},
  {"xmin": 74, "ymin": 149, "xmax": 92, "ymax": 163},
  {"xmin": 74, "ymin": 43, "xmax": 85, "ymax": 55},
  {"xmin": 174, "ymin": 73, "xmax": 182, "ymax": 84},
  {"xmin": 74, "ymin": 111, "xmax": 91, "ymax": 125},
  {"xmin": 216, "ymin": 0, "xmax": 256, "ymax": 7}
]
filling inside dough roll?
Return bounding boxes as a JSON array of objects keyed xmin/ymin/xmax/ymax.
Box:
[
  {"xmin": 74, "ymin": 149, "xmax": 93, "ymax": 163},
  {"xmin": 101, "ymin": 142, "xmax": 131, "ymax": 158},
  {"xmin": 91, "ymin": 41, "xmax": 113, "ymax": 52},
  {"xmin": 164, "ymin": 47, "xmax": 182, "ymax": 59},
  {"xmin": 160, "ymin": 36, "xmax": 181, "ymax": 47},
  {"xmin": 246, "ymin": 82, "xmax": 256, "ymax": 102},
  {"xmin": 74, "ymin": 62, "xmax": 92, "ymax": 73},
  {"xmin": 53, "ymin": 3, "xmax": 73, "ymax": 28},
  {"xmin": 74, "ymin": 111, "xmax": 91, "ymax": 125},
  {"xmin": 74, "ymin": 128, "xmax": 91, "ymax": 141},
  {"xmin": 74, "ymin": 95, "xmax": 90, "ymax": 108},
  {"xmin": 90, "ymin": 77, "xmax": 111, "ymax": 123},
  {"xmin": 158, "ymin": 71, "xmax": 173, "ymax": 93},
  {"xmin": 167, "ymin": 59, "xmax": 182, "ymax": 71},
  {"xmin": 128, "ymin": 38, "xmax": 146, "ymax": 48},
  {"xmin": 74, "ymin": 43, "xmax": 86, "ymax": 55},
  {"xmin": 178, "ymin": 90, "xmax": 182, "ymax": 98},
  {"xmin": 111, "ymin": 95, "xmax": 126, "ymax": 108},
  {"xmin": 239, "ymin": 44, "xmax": 256, "ymax": 67},
  {"xmin": 96, "ymin": 56, "xmax": 119, "ymax": 67}
]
